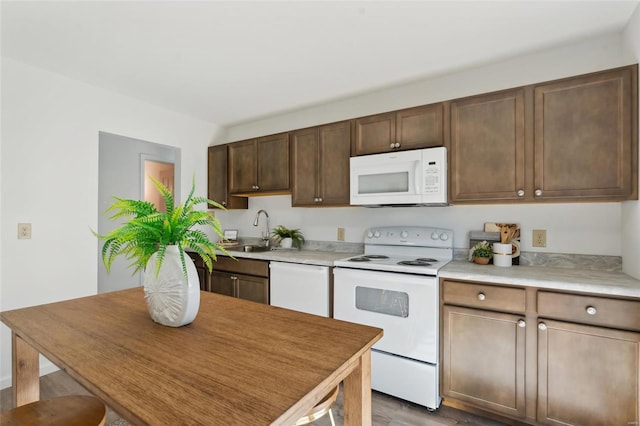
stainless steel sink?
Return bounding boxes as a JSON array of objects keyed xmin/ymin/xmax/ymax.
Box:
[{"xmin": 226, "ymin": 245, "xmax": 271, "ymax": 253}]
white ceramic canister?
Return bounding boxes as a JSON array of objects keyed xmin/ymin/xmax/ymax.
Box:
[{"xmin": 492, "ymin": 243, "xmax": 513, "ymax": 268}]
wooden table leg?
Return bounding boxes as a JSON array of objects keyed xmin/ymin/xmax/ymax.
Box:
[
  {"xmin": 12, "ymin": 332, "xmax": 39, "ymax": 407},
  {"xmin": 342, "ymin": 349, "xmax": 372, "ymax": 426}
]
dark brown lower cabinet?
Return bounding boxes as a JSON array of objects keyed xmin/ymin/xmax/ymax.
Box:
[
  {"xmin": 210, "ymin": 271, "xmax": 268, "ymax": 304},
  {"xmin": 442, "ymin": 305, "xmax": 526, "ymax": 418},
  {"xmin": 187, "ymin": 251, "xmax": 209, "ymax": 291},
  {"xmin": 442, "ymin": 278, "xmax": 640, "ymax": 426},
  {"xmin": 209, "ymin": 257, "xmax": 269, "ymax": 304},
  {"xmin": 537, "ymin": 319, "xmax": 640, "ymax": 426}
]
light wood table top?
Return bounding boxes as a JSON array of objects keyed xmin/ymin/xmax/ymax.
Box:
[{"xmin": 1, "ymin": 288, "xmax": 382, "ymax": 425}]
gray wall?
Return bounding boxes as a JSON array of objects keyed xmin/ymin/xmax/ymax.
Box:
[{"xmin": 98, "ymin": 132, "xmax": 180, "ymax": 293}]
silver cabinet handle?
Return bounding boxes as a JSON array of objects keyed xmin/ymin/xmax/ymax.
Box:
[
  {"xmin": 517, "ymin": 319, "xmax": 526, "ymax": 328},
  {"xmin": 395, "ymin": 143, "xmax": 400, "ymax": 148},
  {"xmin": 538, "ymin": 322, "xmax": 547, "ymax": 331},
  {"xmin": 477, "ymin": 293, "xmax": 486, "ymax": 301},
  {"xmin": 535, "ymin": 189, "xmax": 543, "ymax": 196},
  {"xmin": 318, "ymin": 197, "xmax": 323, "ymax": 202},
  {"xmin": 586, "ymin": 306, "xmax": 597, "ymax": 315},
  {"xmin": 222, "ymin": 201, "xmax": 227, "ymax": 206},
  {"xmin": 517, "ymin": 189, "xmax": 525, "ymax": 197},
  {"xmin": 389, "ymin": 143, "xmax": 395, "ymax": 149}
]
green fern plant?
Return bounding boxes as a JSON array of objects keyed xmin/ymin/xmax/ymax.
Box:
[{"xmin": 95, "ymin": 176, "xmax": 229, "ymax": 278}]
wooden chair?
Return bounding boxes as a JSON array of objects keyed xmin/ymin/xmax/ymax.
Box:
[
  {"xmin": 0, "ymin": 395, "xmax": 106, "ymax": 426},
  {"xmin": 294, "ymin": 385, "xmax": 339, "ymax": 426}
]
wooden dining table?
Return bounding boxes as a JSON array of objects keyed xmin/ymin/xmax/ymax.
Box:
[{"xmin": 1, "ymin": 288, "xmax": 383, "ymax": 425}]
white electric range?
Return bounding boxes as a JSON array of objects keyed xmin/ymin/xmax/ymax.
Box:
[{"xmin": 333, "ymin": 226, "xmax": 453, "ymax": 410}]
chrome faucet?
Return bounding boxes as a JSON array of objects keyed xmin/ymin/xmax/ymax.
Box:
[{"xmin": 253, "ymin": 210, "xmax": 270, "ymax": 247}]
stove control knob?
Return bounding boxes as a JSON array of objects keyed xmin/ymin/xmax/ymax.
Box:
[
  {"xmin": 373, "ymin": 230, "xmax": 381, "ymax": 238},
  {"xmin": 400, "ymin": 231, "xmax": 408, "ymax": 238},
  {"xmin": 439, "ymin": 232, "xmax": 449, "ymax": 241},
  {"xmin": 430, "ymin": 231, "xmax": 439, "ymax": 240},
  {"xmin": 366, "ymin": 231, "xmax": 374, "ymax": 239}
]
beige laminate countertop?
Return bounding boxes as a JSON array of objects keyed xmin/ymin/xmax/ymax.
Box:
[
  {"xmin": 216, "ymin": 249, "xmax": 640, "ymax": 299},
  {"xmin": 218, "ymin": 248, "xmax": 353, "ymax": 267},
  {"xmin": 439, "ymin": 261, "xmax": 640, "ymax": 299}
]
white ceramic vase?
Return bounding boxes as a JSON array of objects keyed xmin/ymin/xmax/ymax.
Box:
[
  {"xmin": 143, "ymin": 245, "xmax": 200, "ymax": 327},
  {"xmin": 280, "ymin": 237, "xmax": 293, "ymax": 249}
]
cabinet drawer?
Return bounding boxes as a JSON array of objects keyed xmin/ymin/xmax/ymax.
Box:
[
  {"xmin": 538, "ymin": 291, "xmax": 640, "ymax": 331},
  {"xmin": 213, "ymin": 256, "xmax": 269, "ymax": 277},
  {"xmin": 442, "ymin": 280, "xmax": 526, "ymax": 313}
]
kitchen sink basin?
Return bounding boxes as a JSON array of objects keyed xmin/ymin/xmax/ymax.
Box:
[{"xmin": 225, "ymin": 244, "xmax": 272, "ymax": 253}]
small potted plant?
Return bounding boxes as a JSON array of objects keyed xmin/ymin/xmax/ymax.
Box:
[
  {"xmin": 271, "ymin": 225, "xmax": 305, "ymax": 250},
  {"xmin": 471, "ymin": 240, "xmax": 493, "ymax": 265}
]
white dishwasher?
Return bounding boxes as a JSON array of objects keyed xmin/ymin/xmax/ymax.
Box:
[{"xmin": 269, "ymin": 261, "xmax": 330, "ymax": 317}]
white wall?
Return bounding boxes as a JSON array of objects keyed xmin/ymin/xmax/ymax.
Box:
[
  {"xmin": 219, "ymin": 33, "xmax": 638, "ymax": 270},
  {"xmin": 622, "ymin": 3, "xmax": 640, "ymax": 279},
  {"xmin": 0, "ymin": 58, "xmax": 221, "ymax": 388}
]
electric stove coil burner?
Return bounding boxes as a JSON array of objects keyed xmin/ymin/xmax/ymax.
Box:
[
  {"xmin": 397, "ymin": 260, "xmax": 433, "ymax": 266},
  {"xmin": 348, "ymin": 254, "xmax": 390, "ymax": 262},
  {"xmin": 416, "ymin": 258, "xmax": 438, "ymax": 263}
]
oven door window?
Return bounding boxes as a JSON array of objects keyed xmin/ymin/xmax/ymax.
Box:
[{"xmin": 355, "ymin": 286, "xmax": 409, "ymax": 318}]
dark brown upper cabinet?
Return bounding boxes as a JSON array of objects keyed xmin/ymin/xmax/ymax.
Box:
[
  {"xmin": 208, "ymin": 144, "xmax": 248, "ymax": 210},
  {"xmin": 533, "ymin": 65, "xmax": 638, "ymax": 201},
  {"xmin": 291, "ymin": 120, "xmax": 351, "ymax": 207},
  {"xmin": 450, "ymin": 64, "xmax": 638, "ymax": 204},
  {"xmin": 353, "ymin": 103, "xmax": 444, "ymax": 156},
  {"xmin": 450, "ymin": 88, "xmax": 526, "ymax": 203},
  {"xmin": 228, "ymin": 132, "xmax": 290, "ymax": 196}
]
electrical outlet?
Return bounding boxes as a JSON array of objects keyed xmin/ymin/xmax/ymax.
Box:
[
  {"xmin": 18, "ymin": 223, "xmax": 32, "ymax": 239},
  {"xmin": 532, "ymin": 229, "xmax": 546, "ymax": 247},
  {"xmin": 337, "ymin": 227, "xmax": 345, "ymax": 241}
]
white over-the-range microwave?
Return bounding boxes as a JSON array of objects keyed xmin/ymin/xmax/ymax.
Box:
[{"xmin": 350, "ymin": 147, "xmax": 447, "ymax": 207}]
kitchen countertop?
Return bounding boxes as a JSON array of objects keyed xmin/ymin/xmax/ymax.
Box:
[
  {"xmin": 216, "ymin": 248, "xmax": 640, "ymax": 299},
  {"xmin": 219, "ymin": 247, "xmax": 353, "ymax": 267},
  {"xmin": 439, "ymin": 261, "xmax": 640, "ymax": 299}
]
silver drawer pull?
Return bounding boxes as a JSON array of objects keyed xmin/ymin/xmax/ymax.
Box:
[
  {"xmin": 477, "ymin": 293, "xmax": 486, "ymax": 301},
  {"xmin": 586, "ymin": 306, "xmax": 597, "ymax": 315},
  {"xmin": 538, "ymin": 322, "xmax": 547, "ymax": 331},
  {"xmin": 517, "ymin": 319, "xmax": 526, "ymax": 328}
]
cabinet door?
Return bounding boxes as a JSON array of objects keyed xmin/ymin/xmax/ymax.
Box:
[
  {"xmin": 257, "ymin": 132, "xmax": 290, "ymax": 192},
  {"xmin": 291, "ymin": 127, "xmax": 320, "ymax": 206},
  {"xmin": 450, "ymin": 89, "xmax": 526, "ymax": 203},
  {"xmin": 210, "ymin": 271, "xmax": 235, "ymax": 297},
  {"xmin": 187, "ymin": 252, "xmax": 208, "ymax": 291},
  {"xmin": 537, "ymin": 319, "xmax": 639, "ymax": 426},
  {"xmin": 318, "ymin": 120, "xmax": 351, "ymax": 206},
  {"xmin": 235, "ymin": 273, "xmax": 269, "ymax": 304},
  {"xmin": 442, "ymin": 305, "xmax": 526, "ymax": 418},
  {"xmin": 354, "ymin": 111, "xmax": 396, "ymax": 155},
  {"xmin": 396, "ymin": 103, "xmax": 444, "ymax": 150},
  {"xmin": 228, "ymin": 139, "xmax": 257, "ymax": 194},
  {"xmin": 208, "ymin": 145, "xmax": 247, "ymax": 210},
  {"xmin": 534, "ymin": 66, "xmax": 637, "ymax": 201}
]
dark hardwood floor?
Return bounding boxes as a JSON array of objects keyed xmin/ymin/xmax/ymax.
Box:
[{"xmin": 1, "ymin": 370, "xmax": 506, "ymax": 425}]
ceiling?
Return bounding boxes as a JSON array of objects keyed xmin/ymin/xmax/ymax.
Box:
[{"xmin": 2, "ymin": 1, "xmax": 639, "ymax": 126}]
